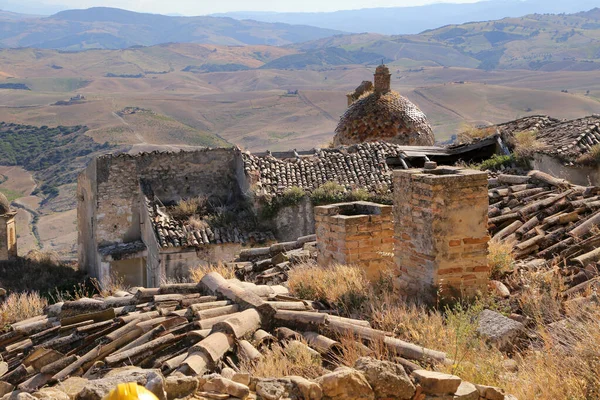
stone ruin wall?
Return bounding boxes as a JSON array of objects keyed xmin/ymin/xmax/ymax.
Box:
[
  {"xmin": 393, "ymin": 166, "xmax": 490, "ymax": 297},
  {"xmin": 78, "ymin": 148, "xmax": 249, "ymax": 278}
]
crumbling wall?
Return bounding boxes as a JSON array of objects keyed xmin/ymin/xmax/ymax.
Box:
[
  {"xmin": 532, "ymin": 154, "xmax": 600, "ymax": 187},
  {"xmin": 140, "ymin": 195, "xmax": 162, "ymax": 287},
  {"xmin": 137, "ymin": 149, "xmax": 242, "ymax": 204},
  {"xmin": 160, "ymin": 243, "xmax": 242, "ymax": 279},
  {"xmin": 273, "ymin": 197, "xmax": 315, "ymax": 242},
  {"xmin": 0, "ymin": 214, "xmax": 17, "ymax": 261},
  {"xmin": 394, "ymin": 166, "xmax": 489, "ymax": 297},
  {"xmin": 77, "ymin": 159, "xmax": 99, "ymax": 276}
]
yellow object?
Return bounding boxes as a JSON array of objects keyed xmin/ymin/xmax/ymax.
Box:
[{"xmin": 103, "ymin": 383, "xmax": 159, "ymax": 400}]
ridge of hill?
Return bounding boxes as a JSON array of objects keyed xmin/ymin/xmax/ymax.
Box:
[
  {"xmin": 0, "ymin": 7, "xmax": 342, "ymax": 50},
  {"xmin": 286, "ymin": 8, "xmax": 600, "ymax": 71},
  {"xmin": 214, "ymin": 0, "xmax": 600, "ymax": 35}
]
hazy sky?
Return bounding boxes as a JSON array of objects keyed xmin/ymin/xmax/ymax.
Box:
[{"xmin": 15, "ymin": 0, "xmax": 482, "ymax": 15}]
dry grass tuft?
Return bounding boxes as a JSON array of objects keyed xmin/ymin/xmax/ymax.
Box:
[
  {"xmin": 189, "ymin": 263, "xmax": 236, "ymax": 282},
  {"xmin": 0, "ymin": 292, "xmax": 47, "ymax": 326},
  {"xmin": 457, "ymin": 123, "xmax": 496, "ymax": 143},
  {"xmin": 242, "ymin": 342, "xmax": 324, "ymax": 379},
  {"xmin": 513, "ymin": 130, "xmax": 544, "ymax": 158},
  {"xmin": 488, "ymin": 241, "xmax": 515, "ymax": 279},
  {"xmin": 187, "ymin": 216, "xmax": 209, "ymax": 230},
  {"xmin": 577, "ymin": 144, "xmax": 600, "ymax": 166},
  {"xmin": 288, "ymin": 263, "xmax": 369, "ymax": 312},
  {"xmin": 170, "ymin": 196, "xmax": 207, "ymax": 220},
  {"xmin": 25, "ymin": 249, "xmax": 60, "ymax": 265}
]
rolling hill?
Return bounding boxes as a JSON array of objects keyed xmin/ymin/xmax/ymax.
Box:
[
  {"xmin": 214, "ymin": 0, "xmax": 600, "ymax": 35},
  {"xmin": 285, "ymin": 9, "xmax": 600, "ymax": 71},
  {"xmin": 0, "ymin": 7, "xmax": 342, "ymax": 50}
]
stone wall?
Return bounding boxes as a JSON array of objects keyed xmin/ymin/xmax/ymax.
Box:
[
  {"xmin": 315, "ymin": 201, "xmax": 393, "ymax": 281},
  {"xmin": 532, "ymin": 153, "xmax": 600, "ymax": 187},
  {"xmin": 160, "ymin": 243, "xmax": 242, "ymax": 280},
  {"xmin": 78, "ymin": 148, "xmax": 245, "ymax": 278},
  {"xmin": 393, "ymin": 166, "xmax": 489, "ymax": 297},
  {"xmin": 273, "ymin": 197, "xmax": 315, "ymax": 242}
]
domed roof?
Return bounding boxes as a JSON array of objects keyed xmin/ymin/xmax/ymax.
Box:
[
  {"xmin": 0, "ymin": 193, "xmax": 10, "ymax": 215},
  {"xmin": 334, "ymin": 89, "xmax": 435, "ymax": 147}
]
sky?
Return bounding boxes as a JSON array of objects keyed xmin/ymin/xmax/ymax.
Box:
[{"xmin": 8, "ymin": 0, "xmax": 483, "ymax": 15}]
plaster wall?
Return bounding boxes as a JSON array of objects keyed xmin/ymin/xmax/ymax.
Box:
[{"xmin": 532, "ymin": 154, "xmax": 600, "ymax": 186}]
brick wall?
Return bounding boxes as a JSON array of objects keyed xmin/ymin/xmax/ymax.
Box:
[
  {"xmin": 393, "ymin": 166, "xmax": 489, "ymax": 297},
  {"xmin": 315, "ymin": 201, "xmax": 393, "ymax": 281}
]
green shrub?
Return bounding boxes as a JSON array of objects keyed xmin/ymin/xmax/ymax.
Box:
[
  {"xmin": 260, "ymin": 186, "xmax": 306, "ymax": 218},
  {"xmin": 310, "ymin": 182, "xmax": 347, "ymax": 205},
  {"xmin": 477, "ymin": 154, "xmax": 515, "ymax": 171},
  {"xmin": 348, "ymin": 188, "xmax": 370, "ymax": 202}
]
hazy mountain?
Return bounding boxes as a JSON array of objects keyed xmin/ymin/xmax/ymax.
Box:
[
  {"xmin": 279, "ymin": 8, "xmax": 600, "ymax": 71},
  {"xmin": 213, "ymin": 0, "xmax": 600, "ymax": 35},
  {"xmin": 0, "ymin": 7, "xmax": 342, "ymax": 50}
]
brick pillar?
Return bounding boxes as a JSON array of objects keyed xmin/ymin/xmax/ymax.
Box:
[
  {"xmin": 315, "ymin": 201, "xmax": 394, "ymax": 281},
  {"xmin": 393, "ymin": 166, "xmax": 489, "ymax": 298}
]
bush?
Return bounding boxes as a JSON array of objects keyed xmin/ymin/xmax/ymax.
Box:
[
  {"xmin": 0, "ymin": 292, "xmax": 47, "ymax": 328},
  {"xmin": 457, "ymin": 123, "xmax": 496, "ymax": 143},
  {"xmin": 288, "ymin": 263, "xmax": 370, "ymax": 313},
  {"xmin": 478, "ymin": 154, "xmax": 515, "ymax": 171},
  {"xmin": 310, "ymin": 182, "xmax": 347, "ymax": 206},
  {"xmin": 513, "ymin": 130, "xmax": 544, "ymax": 158},
  {"xmin": 169, "ymin": 196, "xmax": 207, "ymax": 220},
  {"xmin": 189, "ymin": 263, "xmax": 236, "ymax": 282},
  {"xmin": 577, "ymin": 144, "xmax": 600, "ymax": 166},
  {"xmin": 488, "ymin": 241, "xmax": 515, "ymax": 279},
  {"xmin": 260, "ymin": 186, "xmax": 307, "ymax": 219}
]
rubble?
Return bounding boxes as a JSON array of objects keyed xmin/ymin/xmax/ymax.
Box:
[
  {"xmin": 476, "ymin": 310, "xmax": 525, "ymax": 351},
  {"xmin": 0, "ymin": 271, "xmax": 519, "ymax": 400}
]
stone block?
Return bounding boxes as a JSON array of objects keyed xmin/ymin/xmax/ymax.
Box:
[
  {"xmin": 477, "ymin": 309, "xmax": 524, "ymax": 351},
  {"xmin": 411, "ymin": 370, "xmax": 461, "ymax": 396}
]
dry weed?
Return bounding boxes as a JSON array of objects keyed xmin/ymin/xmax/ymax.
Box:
[
  {"xmin": 25, "ymin": 249, "xmax": 60, "ymax": 265},
  {"xmin": 189, "ymin": 263, "xmax": 236, "ymax": 282},
  {"xmin": 457, "ymin": 123, "xmax": 496, "ymax": 143},
  {"xmin": 170, "ymin": 196, "xmax": 207, "ymax": 220},
  {"xmin": 577, "ymin": 144, "xmax": 600, "ymax": 166},
  {"xmin": 513, "ymin": 130, "xmax": 544, "ymax": 158},
  {"xmin": 187, "ymin": 216, "xmax": 208, "ymax": 230},
  {"xmin": 288, "ymin": 263, "xmax": 369, "ymax": 312},
  {"xmin": 0, "ymin": 292, "xmax": 47, "ymax": 326},
  {"xmin": 241, "ymin": 343, "xmax": 324, "ymax": 379},
  {"xmin": 488, "ymin": 241, "xmax": 515, "ymax": 279}
]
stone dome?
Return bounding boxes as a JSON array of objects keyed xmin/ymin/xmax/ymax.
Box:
[
  {"xmin": 333, "ymin": 65, "xmax": 435, "ymax": 147},
  {"xmin": 0, "ymin": 193, "xmax": 10, "ymax": 215}
]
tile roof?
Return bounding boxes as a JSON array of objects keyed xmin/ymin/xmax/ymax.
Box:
[
  {"xmin": 242, "ymin": 142, "xmax": 402, "ymax": 197},
  {"xmin": 535, "ymin": 116, "xmax": 600, "ymax": 162},
  {"xmin": 147, "ymin": 199, "xmax": 275, "ymax": 249}
]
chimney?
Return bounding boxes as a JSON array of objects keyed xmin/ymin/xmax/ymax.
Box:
[{"xmin": 374, "ymin": 64, "xmax": 391, "ymax": 94}]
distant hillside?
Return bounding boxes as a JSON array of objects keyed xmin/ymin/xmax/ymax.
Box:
[
  {"xmin": 285, "ymin": 8, "xmax": 600, "ymax": 71},
  {"xmin": 214, "ymin": 0, "xmax": 600, "ymax": 35},
  {"xmin": 0, "ymin": 7, "xmax": 342, "ymax": 50}
]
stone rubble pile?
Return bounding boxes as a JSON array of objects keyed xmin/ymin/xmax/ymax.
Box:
[
  {"xmin": 0, "ymin": 272, "xmax": 517, "ymax": 400},
  {"xmin": 229, "ymin": 235, "xmax": 317, "ymax": 285}
]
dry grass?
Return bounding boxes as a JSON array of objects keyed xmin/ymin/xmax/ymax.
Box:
[
  {"xmin": 0, "ymin": 292, "xmax": 47, "ymax": 327},
  {"xmin": 457, "ymin": 123, "xmax": 496, "ymax": 143},
  {"xmin": 169, "ymin": 196, "xmax": 207, "ymax": 220},
  {"xmin": 488, "ymin": 241, "xmax": 515, "ymax": 279},
  {"xmin": 189, "ymin": 263, "xmax": 236, "ymax": 282},
  {"xmin": 513, "ymin": 130, "xmax": 544, "ymax": 158},
  {"xmin": 187, "ymin": 216, "xmax": 209, "ymax": 230},
  {"xmin": 25, "ymin": 249, "xmax": 60, "ymax": 265},
  {"xmin": 287, "ymin": 260, "xmax": 600, "ymax": 398},
  {"xmin": 288, "ymin": 263, "xmax": 369, "ymax": 312},
  {"xmin": 577, "ymin": 144, "xmax": 600, "ymax": 166},
  {"xmin": 241, "ymin": 342, "xmax": 324, "ymax": 379}
]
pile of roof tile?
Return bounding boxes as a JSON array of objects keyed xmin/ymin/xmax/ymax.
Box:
[
  {"xmin": 242, "ymin": 142, "xmax": 402, "ymax": 197},
  {"xmin": 0, "ymin": 273, "xmax": 485, "ymax": 400},
  {"xmin": 229, "ymin": 235, "xmax": 317, "ymax": 285},
  {"xmin": 489, "ymin": 171, "xmax": 600, "ymax": 286}
]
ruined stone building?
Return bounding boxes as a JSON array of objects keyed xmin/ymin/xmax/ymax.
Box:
[
  {"xmin": 78, "ymin": 139, "xmax": 495, "ymax": 288},
  {"xmin": 333, "ymin": 64, "xmax": 435, "ymax": 147},
  {"xmin": 493, "ymin": 115, "xmax": 600, "ymax": 186},
  {"xmin": 0, "ymin": 193, "xmax": 17, "ymax": 261}
]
